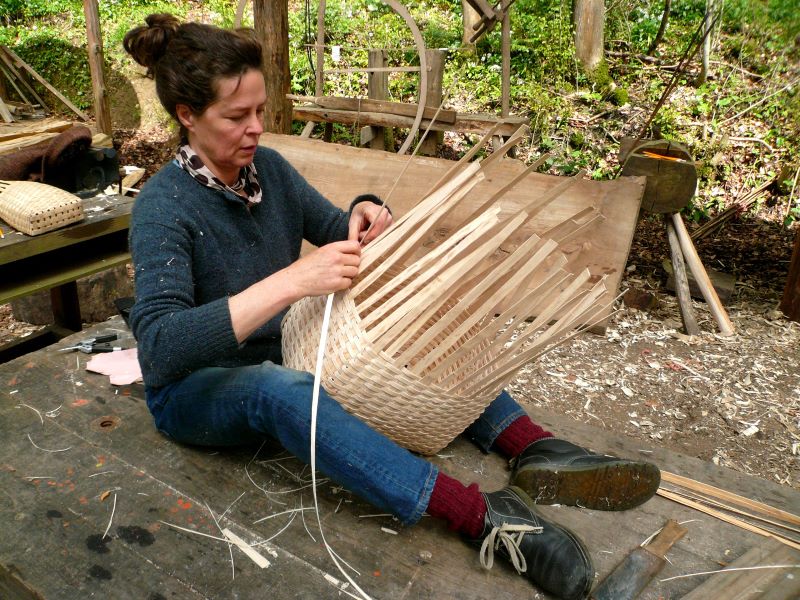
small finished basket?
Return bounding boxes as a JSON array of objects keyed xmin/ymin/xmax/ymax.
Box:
[
  {"xmin": 283, "ymin": 144, "xmax": 611, "ymax": 455},
  {"xmin": 0, "ymin": 180, "xmax": 84, "ymax": 236}
]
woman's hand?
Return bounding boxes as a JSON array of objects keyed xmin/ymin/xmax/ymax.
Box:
[
  {"xmin": 228, "ymin": 241, "xmax": 361, "ymax": 343},
  {"xmin": 283, "ymin": 240, "xmax": 362, "ymax": 298},
  {"xmin": 348, "ymin": 201, "xmax": 393, "ymax": 245}
]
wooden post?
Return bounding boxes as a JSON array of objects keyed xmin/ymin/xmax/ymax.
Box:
[
  {"xmin": 315, "ymin": 0, "xmax": 326, "ymax": 96},
  {"xmin": 363, "ymin": 49, "xmax": 388, "ymax": 151},
  {"xmin": 780, "ymin": 227, "xmax": 800, "ymax": 322},
  {"xmin": 0, "ymin": 66, "xmax": 7, "ymax": 101},
  {"xmin": 666, "ymin": 217, "xmax": 700, "ymax": 335},
  {"xmin": 501, "ymin": 7, "xmax": 510, "ymax": 118},
  {"xmin": 83, "ymin": 0, "xmax": 112, "ymax": 135},
  {"xmin": 670, "ymin": 212, "xmax": 734, "ymax": 336},
  {"xmin": 253, "ymin": 0, "xmax": 292, "ymax": 134},
  {"xmin": 419, "ymin": 49, "xmax": 444, "ymax": 156}
]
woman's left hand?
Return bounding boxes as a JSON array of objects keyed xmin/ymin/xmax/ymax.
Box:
[{"xmin": 348, "ymin": 201, "xmax": 393, "ymax": 245}]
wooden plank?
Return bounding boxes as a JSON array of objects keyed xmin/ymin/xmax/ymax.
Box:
[
  {"xmin": 1, "ymin": 46, "xmax": 88, "ymax": 121},
  {"xmin": 3, "ymin": 319, "xmax": 800, "ymax": 598},
  {"xmin": 0, "ymin": 117, "xmax": 72, "ymax": 142},
  {"xmin": 293, "ymin": 105, "xmax": 527, "ymax": 136},
  {"xmin": 260, "ymin": 133, "xmax": 645, "ymax": 325},
  {"xmin": 681, "ymin": 538, "xmax": 800, "ymax": 599},
  {"xmin": 288, "ymin": 94, "xmax": 457, "ymax": 124}
]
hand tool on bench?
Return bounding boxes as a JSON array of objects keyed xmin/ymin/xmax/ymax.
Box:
[
  {"xmin": 591, "ymin": 519, "xmax": 688, "ymax": 600},
  {"xmin": 58, "ymin": 334, "xmax": 120, "ymax": 354}
]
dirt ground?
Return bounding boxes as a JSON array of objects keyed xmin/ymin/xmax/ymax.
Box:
[{"xmin": 1, "ymin": 126, "xmax": 798, "ymax": 494}]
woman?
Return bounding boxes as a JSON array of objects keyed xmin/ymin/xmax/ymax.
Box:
[{"xmin": 124, "ymin": 15, "xmax": 660, "ymax": 600}]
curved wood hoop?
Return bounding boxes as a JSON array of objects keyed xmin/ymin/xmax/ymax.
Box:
[{"xmin": 235, "ymin": 0, "xmax": 428, "ymax": 155}]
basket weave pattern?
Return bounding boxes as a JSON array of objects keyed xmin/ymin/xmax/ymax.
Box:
[
  {"xmin": 282, "ymin": 154, "xmax": 611, "ymax": 455},
  {"xmin": 282, "ymin": 292, "xmax": 500, "ymax": 455},
  {"xmin": 0, "ymin": 180, "xmax": 83, "ymax": 236}
]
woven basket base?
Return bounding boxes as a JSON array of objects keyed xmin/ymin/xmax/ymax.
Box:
[{"xmin": 282, "ymin": 292, "xmax": 503, "ymax": 455}]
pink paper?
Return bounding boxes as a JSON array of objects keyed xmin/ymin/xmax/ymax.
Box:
[{"xmin": 86, "ymin": 348, "xmax": 143, "ymax": 385}]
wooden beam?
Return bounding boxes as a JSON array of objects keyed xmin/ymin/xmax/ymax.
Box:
[
  {"xmin": 292, "ymin": 106, "xmax": 527, "ymax": 136},
  {"xmin": 0, "ymin": 46, "xmax": 87, "ymax": 120},
  {"xmin": 288, "ymin": 94, "xmax": 457, "ymax": 124},
  {"xmin": 0, "ymin": 49, "xmax": 49, "ymax": 111},
  {"xmin": 83, "ymin": 0, "xmax": 112, "ymax": 135},
  {"xmin": 366, "ymin": 49, "xmax": 388, "ymax": 151},
  {"xmin": 420, "ymin": 49, "xmax": 445, "ymax": 155}
]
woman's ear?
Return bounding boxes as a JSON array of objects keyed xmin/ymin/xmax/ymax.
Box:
[{"xmin": 176, "ymin": 104, "xmax": 195, "ymax": 131}]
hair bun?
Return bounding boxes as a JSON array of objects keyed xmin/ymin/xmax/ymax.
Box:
[{"xmin": 123, "ymin": 13, "xmax": 181, "ymax": 73}]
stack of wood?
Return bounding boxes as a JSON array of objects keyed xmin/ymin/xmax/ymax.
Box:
[{"xmin": 282, "ymin": 145, "xmax": 611, "ymax": 454}]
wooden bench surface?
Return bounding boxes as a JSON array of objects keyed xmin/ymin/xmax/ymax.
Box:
[{"xmin": 2, "ymin": 318, "xmax": 799, "ymax": 599}]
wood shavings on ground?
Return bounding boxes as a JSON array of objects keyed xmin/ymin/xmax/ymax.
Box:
[{"xmin": 508, "ymin": 278, "xmax": 800, "ymax": 491}]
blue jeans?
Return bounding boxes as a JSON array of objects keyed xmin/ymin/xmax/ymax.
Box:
[{"xmin": 146, "ymin": 362, "xmax": 526, "ymax": 525}]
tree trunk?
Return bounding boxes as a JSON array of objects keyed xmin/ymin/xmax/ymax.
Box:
[
  {"xmin": 573, "ymin": 0, "xmax": 604, "ymax": 74},
  {"xmin": 461, "ymin": 0, "xmax": 481, "ymax": 47},
  {"xmin": 780, "ymin": 227, "xmax": 800, "ymax": 322},
  {"xmin": 697, "ymin": 0, "xmax": 715, "ymax": 85},
  {"xmin": 83, "ymin": 0, "xmax": 112, "ymax": 134},
  {"xmin": 253, "ymin": 0, "xmax": 292, "ymax": 134}
]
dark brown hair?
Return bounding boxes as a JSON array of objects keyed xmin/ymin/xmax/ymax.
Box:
[{"xmin": 123, "ymin": 14, "xmax": 263, "ymax": 129}]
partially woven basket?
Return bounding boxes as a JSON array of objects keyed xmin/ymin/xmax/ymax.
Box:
[
  {"xmin": 282, "ymin": 152, "xmax": 611, "ymax": 455},
  {"xmin": 0, "ymin": 180, "xmax": 84, "ymax": 236}
]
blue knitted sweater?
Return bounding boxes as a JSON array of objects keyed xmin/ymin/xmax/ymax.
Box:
[{"xmin": 129, "ymin": 146, "xmax": 350, "ymax": 388}]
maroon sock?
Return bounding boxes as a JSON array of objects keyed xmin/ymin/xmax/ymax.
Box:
[
  {"xmin": 493, "ymin": 415, "xmax": 553, "ymax": 459},
  {"xmin": 426, "ymin": 471, "xmax": 486, "ymax": 539}
]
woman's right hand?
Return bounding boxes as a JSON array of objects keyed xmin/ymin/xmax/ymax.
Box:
[{"xmin": 283, "ymin": 240, "xmax": 362, "ymax": 299}]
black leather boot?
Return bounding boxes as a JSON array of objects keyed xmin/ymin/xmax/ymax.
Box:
[
  {"xmin": 511, "ymin": 438, "xmax": 661, "ymax": 511},
  {"xmin": 470, "ymin": 486, "xmax": 593, "ymax": 600}
]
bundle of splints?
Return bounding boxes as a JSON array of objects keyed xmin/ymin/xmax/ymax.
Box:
[{"xmin": 282, "ymin": 130, "xmax": 613, "ymax": 455}]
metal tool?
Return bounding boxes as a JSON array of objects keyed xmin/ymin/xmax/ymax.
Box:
[
  {"xmin": 591, "ymin": 519, "xmax": 688, "ymax": 600},
  {"xmin": 58, "ymin": 334, "xmax": 120, "ymax": 354}
]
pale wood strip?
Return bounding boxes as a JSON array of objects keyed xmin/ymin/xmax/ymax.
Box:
[
  {"xmin": 359, "ymin": 209, "xmax": 501, "ymax": 327},
  {"xmin": 460, "ymin": 286, "xmax": 610, "ymax": 397},
  {"xmin": 356, "ymin": 161, "xmax": 482, "ymax": 277},
  {"xmin": 426, "ymin": 267, "xmax": 569, "ymax": 381},
  {"xmin": 661, "ymin": 471, "xmax": 800, "ymax": 528},
  {"xmin": 356, "ymin": 209, "xmax": 499, "ymax": 313},
  {"xmin": 404, "ymin": 236, "xmax": 557, "ymax": 369},
  {"xmin": 368, "ymin": 211, "xmax": 527, "ymax": 347},
  {"xmin": 423, "ymin": 122, "xmax": 503, "ymax": 197},
  {"xmin": 658, "ymin": 488, "xmax": 800, "ymax": 551},
  {"xmin": 376, "ymin": 211, "xmax": 532, "ymax": 352}
]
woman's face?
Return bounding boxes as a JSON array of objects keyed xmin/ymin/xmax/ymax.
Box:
[{"xmin": 177, "ymin": 68, "xmax": 267, "ymax": 185}]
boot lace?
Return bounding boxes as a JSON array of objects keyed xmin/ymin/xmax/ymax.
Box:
[{"xmin": 479, "ymin": 523, "xmax": 542, "ymax": 574}]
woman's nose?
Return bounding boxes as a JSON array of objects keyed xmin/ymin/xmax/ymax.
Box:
[{"xmin": 247, "ymin": 112, "xmax": 264, "ymax": 135}]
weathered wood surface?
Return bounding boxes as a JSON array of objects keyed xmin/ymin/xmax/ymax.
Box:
[
  {"xmin": 260, "ymin": 133, "xmax": 645, "ymax": 324},
  {"xmin": 292, "ymin": 105, "xmax": 528, "ymax": 136},
  {"xmin": 2, "ymin": 319, "xmax": 799, "ymax": 599},
  {"xmin": 620, "ymin": 139, "xmax": 697, "ymax": 214}
]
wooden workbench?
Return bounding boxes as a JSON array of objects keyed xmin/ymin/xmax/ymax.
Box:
[
  {"xmin": 0, "ymin": 193, "xmax": 132, "ymax": 360},
  {"xmin": 2, "ymin": 318, "xmax": 799, "ymax": 599}
]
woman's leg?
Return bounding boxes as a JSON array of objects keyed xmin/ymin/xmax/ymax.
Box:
[
  {"xmin": 147, "ymin": 366, "xmax": 595, "ymax": 599},
  {"xmin": 146, "ymin": 362, "xmax": 436, "ymax": 525},
  {"xmin": 464, "ymin": 389, "xmax": 551, "ymax": 455}
]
